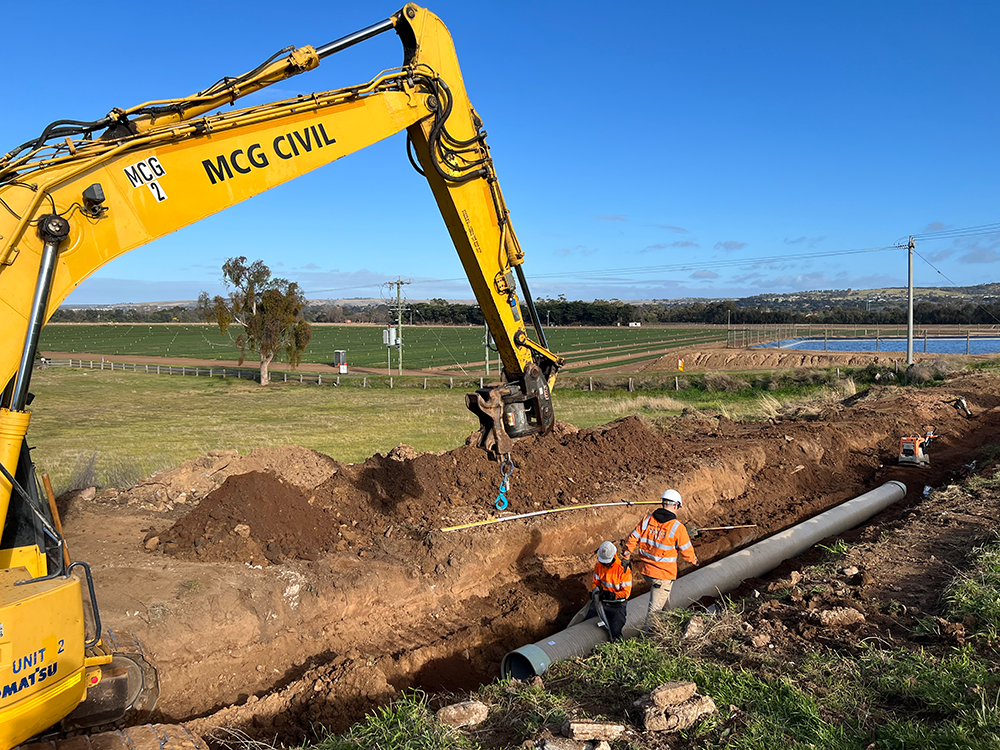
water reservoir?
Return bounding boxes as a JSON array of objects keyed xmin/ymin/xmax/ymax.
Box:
[{"xmin": 756, "ymin": 336, "xmax": 1000, "ymax": 356}]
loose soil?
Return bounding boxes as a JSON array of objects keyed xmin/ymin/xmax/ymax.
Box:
[
  {"xmin": 640, "ymin": 343, "xmax": 993, "ymax": 372},
  {"xmin": 51, "ymin": 357, "xmax": 1000, "ymax": 746}
]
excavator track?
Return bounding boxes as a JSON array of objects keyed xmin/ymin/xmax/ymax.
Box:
[{"xmin": 17, "ymin": 724, "xmax": 208, "ymax": 750}]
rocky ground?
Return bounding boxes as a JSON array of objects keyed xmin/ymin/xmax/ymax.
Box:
[{"xmin": 51, "ymin": 362, "xmax": 1000, "ymax": 746}]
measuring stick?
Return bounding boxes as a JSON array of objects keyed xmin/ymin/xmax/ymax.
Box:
[
  {"xmin": 697, "ymin": 524, "xmax": 758, "ymax": 532},
  {"xmin": 440, "ymin": 501, "xmax": 661, "ymax": 532}
]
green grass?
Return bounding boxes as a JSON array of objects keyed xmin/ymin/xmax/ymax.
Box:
[
  {"xmin": 527, "ymin": 618, "xmax": 999, "ymax": 750},
  {"xmin": 306, "ymin": 691, "xmax": 476, "ymax": 750},
  {"xmin": 944, "ymin": 537, "xmax": 1000, "ymax": 641},
  {"xmin": 39, "ymin": 323, "xmax": 725, "ymax": 371}
]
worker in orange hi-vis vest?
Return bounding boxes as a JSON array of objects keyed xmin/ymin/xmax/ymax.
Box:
[
  {"xmin": 582, "ymin": 541, "xmax": 633, "ymax": 640},
  {"xmin": 622, "ymin": 489, "xmax": 698, "ymax": 626}
]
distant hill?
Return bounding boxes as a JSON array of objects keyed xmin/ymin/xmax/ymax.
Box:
[{"xmin": 730, "ymin": 283, "xmax": 1000, "ymax": 313}]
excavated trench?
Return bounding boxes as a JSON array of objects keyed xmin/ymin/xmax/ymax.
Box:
[{"xmin": 57, "ymin": 371, "xmax": 1000, "ymax": 745}]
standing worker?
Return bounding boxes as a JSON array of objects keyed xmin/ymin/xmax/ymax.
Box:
[
  {"xmin": 622, "ymin": 489, "xmax": 698, "ymax": 625},
  {"xmin": 583, "ymin": 541, "xmax": 633, "ymax": 641}
]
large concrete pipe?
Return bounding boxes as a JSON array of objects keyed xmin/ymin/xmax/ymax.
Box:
[{"xmin": 501, "ymin": 480, "xmax": 907, "ymax": 679}]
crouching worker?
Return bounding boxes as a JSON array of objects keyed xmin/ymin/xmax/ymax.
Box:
[{"xmin": 583, "ymin": 541, "xmax": 633, "ymax": 641}]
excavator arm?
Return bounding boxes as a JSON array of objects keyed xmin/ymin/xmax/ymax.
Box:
[{"xmin": 0, "ymin": 5, "xmax": 561, "ymax": 745}]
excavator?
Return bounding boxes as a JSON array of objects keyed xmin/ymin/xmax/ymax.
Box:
[{"xmin": 0, "ymin": 5, "xmax": 563, "ymax": 747}]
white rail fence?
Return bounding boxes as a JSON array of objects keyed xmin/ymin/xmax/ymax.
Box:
[
  {"xmin": 39, "ymin": 358, "xmax": 466, "ymax": 390},
  {"xmin": 38, "ymin": 358, "xmax": 651, "ymax": 392}
]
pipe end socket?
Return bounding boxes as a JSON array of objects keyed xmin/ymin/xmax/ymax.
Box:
[{"xmin": 501, "ymin": 644, "xmax": 550, "ymax": 680}]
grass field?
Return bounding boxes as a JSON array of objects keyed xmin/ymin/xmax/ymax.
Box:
[
  {"xmin": 39, "ymin": 323, "xmax": 725, "ymax": 371},
  {"xmin": 26, "ymin": 364, "xmax": 867, "ymax": 495}
]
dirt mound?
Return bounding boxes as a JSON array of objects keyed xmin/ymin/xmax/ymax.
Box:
[
  {"xmin": 641, "ymin": 346, "xmax": 986, "ymax": 372},
  {"xmin": 155, "ymin": 471, "xmax": 332, "ymax": 563},
  {"xmin": 60, "ymin": 444, "xmax": 343, "ymax": 516}
]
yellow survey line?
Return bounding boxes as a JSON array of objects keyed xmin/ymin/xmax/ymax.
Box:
[{"xmin": 441, "ymin": 501, "xmax": 661, "ymax": 532}]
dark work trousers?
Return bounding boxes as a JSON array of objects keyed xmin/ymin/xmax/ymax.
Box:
[{"xmin": 584, "ymin": 598, "xmax": 628, "ymax": 640}]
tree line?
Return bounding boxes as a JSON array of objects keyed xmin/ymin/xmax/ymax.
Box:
[{"xmin": 50, "ymin": 297, "xmax": 1000, "ymax": 327}]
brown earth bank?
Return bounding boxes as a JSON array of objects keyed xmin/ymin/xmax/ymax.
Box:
[
  {"xmin": 640, "ymin": 344, "xmax": 992, "ymax": 372},
  {"xmin": 52, "ymin": 367, "xmax": 1000, "ymax": 745}
]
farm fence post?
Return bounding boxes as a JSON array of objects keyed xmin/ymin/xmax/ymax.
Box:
[{"xmin": 318, "ymin": 375, "xmax": 322, "ymax": 386}]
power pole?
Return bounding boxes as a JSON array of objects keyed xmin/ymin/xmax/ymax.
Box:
[
  {"xmin": 384, "ymin": 278, "xmax": 410, "ymax": 374},
  {"xmin": 484, "ymin": 322, "xmax": 490, "ymax": 376},
  {"xmin": 895, "ymin": 236, "xmax": 915, "ymax": 365}
]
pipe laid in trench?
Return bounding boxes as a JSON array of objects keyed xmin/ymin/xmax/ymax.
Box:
[{"xmin": 501, "ymin": 480, "xmax": 907, "ymax": 679}]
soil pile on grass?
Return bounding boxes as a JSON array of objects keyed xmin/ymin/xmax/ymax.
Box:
[
  {"xmin": 641, "ymin": 345, "xmax": 986, "ymax": 372},
  {"xmin": 138, "ymin": 372, "xmax": 1000, "ymax": 574},
  {"xmin": 156, "ymin": 471, "xmax": 332, "ymax": 563}
]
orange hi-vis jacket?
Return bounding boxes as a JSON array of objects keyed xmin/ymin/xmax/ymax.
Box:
[
  {"xmin": 624, "ymin": 508, "xmax": 698, "ymax": 581},
  {"xmin": 592, "ymin": 558, "xmax": 633, "ymax": 601}
]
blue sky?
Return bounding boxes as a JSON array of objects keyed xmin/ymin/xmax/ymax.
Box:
[{"xmin": 6, "ymin": 1, "xmax": 998, "ymax": 305}]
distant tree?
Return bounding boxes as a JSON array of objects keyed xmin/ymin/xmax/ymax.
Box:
[{"xmin": 200, "ymin": 257, "xmax": 312, "ymax": 386}]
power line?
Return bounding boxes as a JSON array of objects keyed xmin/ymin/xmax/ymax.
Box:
[
  {"xmin": 353, "ymin": 244, "xmax": 901, "ymax": 290},
  {"xmin": 304, "ymin": 221, "xmax": 999, "ymax": 296},
  {"xmin": 905, "ymin": 221, "xmax": 1000, "ymax": 243}
]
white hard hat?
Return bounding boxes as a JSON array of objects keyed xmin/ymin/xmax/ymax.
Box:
[
  {"xmin": 597, "ymin": 541, "xmax": 617, "ymax": 564},
  {"xmin": 660, "ymin": 489, "xmax": 683, "ymax": 507}
]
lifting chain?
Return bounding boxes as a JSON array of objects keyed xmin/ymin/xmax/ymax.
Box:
[{"xmin": 494, "ymin": 454, "xmax": 513, "ymax": 510}]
